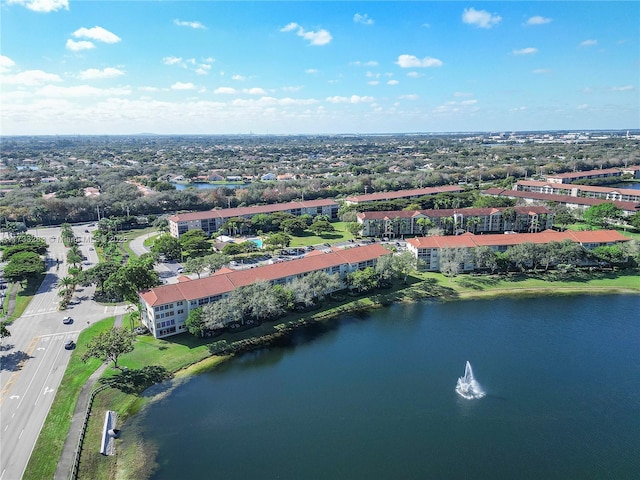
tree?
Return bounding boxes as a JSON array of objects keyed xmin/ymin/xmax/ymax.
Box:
[
  {"xmin": 308, "ymin": 220, "xmax": 335, "ymax": 236},
  {"xmin": 3, "ymin": 251, "xmax": 44, "ymax": 283},
  {"xmin": 582, "ymin": 202, "xmax": 623, "ymax": 229},
  {"xmin": 179, "ymin": 229, "xmax": 210, "ymax": 258},
  {"xmin": 104, "ymin": 257, "xmax": 160, "ymax": 303},
  {"xmin": 204, "ymin": 253, "xmax": 230, "ymax": 273},
  {"xmin": 263, "ymin": 232, "xmax": 291, "ymax": 251},
  {"xmin": 473, "ymin": 245, "xmax": 498, "ymax": 273},
  {"xmin": 151, "ymin": 234, "xmax": 182, "ymax": 261},
  {"xmin": 0, "ymin": 321, "xmax": 11, "ymax": 341},
  {"xmin": 439, "ymin": 248, "xmax": 466, "ymax": 277},
  {"xmin": 346, "ymin": 267, "xmax": 379, "ymax": 293},
  {"xmin": 280, "ymin": 217, "xmax": 308, "ymax": 235},
  {"xmin": 80, "ymin": 261, "xmax": 120, "ymax": 294},
  {"xmin": 184, "ymin": 256, "xmax": 207, "ymax": 278},
  {"xmin": 395, "ymin": 251, "xmax": 418, "ymax": 282},
  {"xmin": 185, "ymin": 307, "xmax": 206, "ymax": 337},
  {"xmin": 346, "ymin": 222, "xmax": 362, "ymax": 237},
  {"xmin": 81, "ymin": 327, "xmax": 135, "ymax": 369},
  {"xmin": 628, "ymin": 212, "xmax": 640, "ymax": 231}
]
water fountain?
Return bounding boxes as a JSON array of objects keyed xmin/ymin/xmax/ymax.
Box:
[{"xmin": 455, "ymin": 361, "xmax": 485, "ymax": 399}]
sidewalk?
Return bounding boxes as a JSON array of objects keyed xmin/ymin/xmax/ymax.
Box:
[{"xmin": 54, "ymin": 314, "xmax": 123, "ymax": 480}]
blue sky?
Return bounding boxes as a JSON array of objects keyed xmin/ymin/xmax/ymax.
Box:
[{"xmin": 1, "ymin": 1, "xmax": 638, "ymax": 135}]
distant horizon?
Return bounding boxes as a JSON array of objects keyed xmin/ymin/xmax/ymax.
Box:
[
  {"xmin": 2, "ymin": 128, "xmax": 639, "ymax": 139},
  {"xmin": 1, "ymin": 1, "xmax": 638, "ymax": 135}
]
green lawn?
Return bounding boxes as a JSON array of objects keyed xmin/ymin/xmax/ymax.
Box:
[
  {"xmin": 289, "ymin": 221, "xmax": 355, "ymax": 247},
  {"xmin": 23, "ymin": 318, "xmax": 115, "ymax": 480},
  {"xmin": 5, "ymin": 276, "xmax": 44, "ymax": 322}
]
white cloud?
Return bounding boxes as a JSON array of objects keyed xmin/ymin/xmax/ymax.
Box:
[
  {"xmin": 353, "ymin": 13, "xmax": 374, "ymax": 25},
  {"xmin": 280, "ymin": 22, "xmax": 332, "ymax": 46},
  {"xmin": 579, "ymin": 39, "xmax": 598, "ymax": 47},
  {"xmin": 35, "ymin": 85, "xmax": 131, "ymax": 98},
  {"xmin": 462, "ymin": 8, "xmax": 502, "ymax": 29},
  {"xmin": 174, "ymin": 19, "xmax": 206, "ymax": 29},
  {"xmin": 387, "ymin": 80, "xmax": 399, "ymax": 86},
  {"xmin": 72, "ymin": 26, "xmax": 121, "ymax": 44},
  {"xmin": 399, "ymin": 94, "xmax": 419, "ymax": 100},
  {"xmin": 243, "ymin": 87, "xmax": 267, "ymax": 95},
  {"xmin": 532, "ymin": 68, "xmax": 552, "ymax": 74},
  {"xmin": 512, "ymin": 47, "xmax": 538, "ymax": 55},
  {"xmin": 526, "ymin": 16, "xmax": 552, "ymax": 25},
  {"xmin": 1, "ymin": 69, "xmax": 62, "ymax": 86},
  {"xmin": 368, "ymin": 81, "xmax": 380, "ymax": 86},
  {"xmin": 453, "ymin": 92, "xmax": 473, "ymax": 98},
  {"xmin": 0, "ymin": 55, "xmax": 16, "ymax": 73},
  {"xmin": 232, "ymin": 74, "xmax": 246, "ymax": 81},
  {"xmin": 171, "ymin": 82, "xmax": 195, "ymax": 90},
  {"xmin": 406, "ymin": 72, "xmax": 424, "ymax": 78},
  {"xmin": 78, "ymin": 67, "xmax": 124, "ymax": 80},
  {"xmin": 611, "ymin": 85, "xmax": 635, "ymax": 92},
  {"xmin": 305, "ymin": 69, "xmax": 319, "ymax": 74},
  {"xmin": 396, "ymin": 54, "xmax": 443, "ymax": 68},
  {"xmin": 282, "ymin": 85, "xmax": 303, "ymax": 92},
  {"xmin": 215, "ymin": 87, "xmax": 237, "ymax": 94},
  {"xmin": 163, "ymin": 56, "xmax": 184, "ymax": 66},
  {"xmin": 577, "ymin": 104, "xmax": 589, "ymax": 110},
  {"xmin": 7, "ymin": 0, "xmax": 68, "ymax": 12},
  {"xmin": 194, "ymin": 64, "xmax": 212, "ymax": 75},
  {"xmin": 66, "ymin": 39, "xmax": 95, "ymax": 51},
  {"xmin": 350, "ymin": 60, "xmax": 379, "ymax": 67},
  {"xmin": 326, "ymin": 95, "xmax": 374, "ymax": 104}
]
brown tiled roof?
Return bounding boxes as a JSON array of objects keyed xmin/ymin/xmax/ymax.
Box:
[
  {"xmin": 546, "ymin": 168, "xmax": 622, "ymax": 179},
  {"xmin": 169, "ymin": 199, "xmax": 338, "ymax": 222},
  {"xmin": 406, "ymin": 229, "xmax": 629, "ymax": 249},
  {"xmin": 357, "ymin": 205, "xmax": 551, "ymax": 221},
  {"xmin": 345, "ymin": 185, "xmax": 463, "ymax": 203},
  {"xmin": 482, "ymin": 188, "xmax": 640, "ymax": 213},
  {"xmin": 516, "ymin": 180, "xmax": 639, "ymax": 196},
  {"xmin": 139, "ymin": 244, "xmax": 390, "ymax": 307}
]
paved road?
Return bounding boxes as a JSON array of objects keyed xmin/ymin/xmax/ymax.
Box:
[
  {"xmin": 0, "ymin": 225, "xmax": 128, "ymax": 480},
  {"xmin": 129, "ymin": 231, "xmax": 185, "ymax": 284}
]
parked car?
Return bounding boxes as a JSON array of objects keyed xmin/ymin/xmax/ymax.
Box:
[
  {"xmin": 64, "ymin": 340, "xmax": 75, "ymax": 350},
  {"xmin": 63, "ymin": 316, "xmax": 73, "ymax": 324}
]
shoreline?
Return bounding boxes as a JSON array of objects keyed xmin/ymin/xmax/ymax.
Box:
[{"xmin": 87, "ymin": 273, "xmax": 640, "ymax": 478}]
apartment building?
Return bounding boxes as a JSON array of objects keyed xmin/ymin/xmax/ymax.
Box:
[
  {"xmin": 168, "ymin": 199, "xmax": 339, "ymax": 238},
  {"xmin": 139, "ymin": 244, "xmax": 390, "ymax": 338}
]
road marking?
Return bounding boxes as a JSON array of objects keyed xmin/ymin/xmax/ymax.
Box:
[
  {"xmin": 36, "ymin": 347, "xmax": 45, "ymax": 351},
  {"xmin": 0, "ymin": 336, "xmax": 40, "ymax": 406},
  {"xmin": 9, "ymin": 395, "xmax": 19, "ymax": 400},
  {"xmin": 18, "ymin": 429, "xmax": 23, "ymax": 440}
]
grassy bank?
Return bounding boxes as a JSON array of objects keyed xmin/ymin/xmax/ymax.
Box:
[
  {"xmin": 38, "ymin": 268, "xmax": 640, "ymax": 480},
  {"xmin": 4, "ymin": 275, "xmax": 45, "ymax": 322}
]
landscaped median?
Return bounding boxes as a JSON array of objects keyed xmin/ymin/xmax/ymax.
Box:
[{"xmin": 24, "ymin": 268, "xmax": 640, "ymax": 480}]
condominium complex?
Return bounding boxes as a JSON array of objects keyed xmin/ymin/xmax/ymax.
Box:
[
  {"xmin": 139, "ymin": 244, "xmax": 390, "ymax": 338},
  {"xmin": 356, "ymin": 206, "xmax": 553, "ymax": 238},
  {"xmin": 406, "ymin": 230, "xmax": 630, "ymax": 273},
  {"xmin": 168, "ymin": 199, "xmax": 339, "ymax": 238},
  {"xmin": 344, "ymin": 185, "xmax": 463, "ymax": 205},
  {"xmin": 514, "ymin": 180, "xmax": 640, "ymax": 203}
]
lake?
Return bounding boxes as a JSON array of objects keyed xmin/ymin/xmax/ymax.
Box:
[
  {"xmin": 130, "ymin": 295, "xmax": 640, "ymax": 480},
  {"xmin": 172, "ymin": 182, "xmax": 246, "ymax": 191}
]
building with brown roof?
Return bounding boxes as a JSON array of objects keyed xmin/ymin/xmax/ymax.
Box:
[
  {"xmin": 514, "ymin": 180, "xmax": 640, "ymax": 203},
  {"xmin": 406, "ymin": 230, "xmax": 630, "ymax": 272},
  {"xmin": 356, "ymin": 206, "xmax": 553, "ymax": 238},
  {"xmin": 168, "ymin": 199, "xmax": 339, "ymax": 238},
  {"xmin": 344, "ymin": 185, "xmax": 463, "ymax": 205},
  {"xmin": 545, "ymin": 168, "xmax": 623, "ymax": 184},
  {"xmin": 139, "ymin": 244, "xmax": 390, "ymax": 338},
  {"xmin": 482, "ymin": 188, "xmax": 640, "ymax": 215}
]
